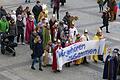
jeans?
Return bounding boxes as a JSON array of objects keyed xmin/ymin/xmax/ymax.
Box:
[
  {"xmin": 32, "ymin": 56, "xmax": 42, "ymax": 69},
  {"xmin": 99, "ymin": 5, "xmax": 103, "ymax": 12}
]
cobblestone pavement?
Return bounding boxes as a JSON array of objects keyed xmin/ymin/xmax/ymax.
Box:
[{"xmin": 0, "ymin": 0, "xmax": 120, "ymax": 80}]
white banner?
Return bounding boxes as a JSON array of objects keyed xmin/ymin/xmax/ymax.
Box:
[{"xmin": 56, "ymin": 39, "xmax": 105, "ymax": 70}]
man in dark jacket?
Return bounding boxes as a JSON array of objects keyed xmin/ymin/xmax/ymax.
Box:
[
  {"xmin": 63, "ymin": 12, "xmax": 71, "ymax": 26},
  {"xmin": 32, "ymin": 1, "xmax": 42, "ymax": 23},
  {"xmin": 16, "ymin": 15, "xmax": 25, "ymax": 45},
  {"xmin": 31, "ymin": 29, "xmax": 43, "ymax": 71},
  {"xmin": 0, "ymin": 6, "xmax": 7, "ymax": 19},
  {"xmin": 16, "ymin": 5, "xmax": 23, "ymax": 17},
  {"xmin": 53, "ymin": 0, "xmax": 60, "ymax": 20},
  {"xmin": 100, "ymin": 11, "xmax": 110, "ymax": 33}
]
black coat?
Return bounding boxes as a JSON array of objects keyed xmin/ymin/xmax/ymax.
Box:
[
  {"xmin": 8, "ymin": 24, "xmax": 17, "ymax": 36},
  {"xmin": 0, "ymin": 9, "xmax": 7, "ymax": 19},
  {"xmin": 16, "ymin": 20, "xmax": 25, "ymax": 34},
  {"xmin": 32, "ymin": 5, "xmax": 42, "ymax": 19},
  {"xmin": 102, "ymin": 13, "xmax": 109, "ymax": 26},
  {"xmin": 53, "ymin": 0, "xmax": 60, "ymax": 8},
  {"xmin": 33, "ymin": 32, "xmax": 43, "ymax": 58},
  {"xmin": 103, "ymin": 55, "xmax": 118, "ymax": 80},
  {"xmin": 16, "ymin": 8, "xmax": 23, "ymax": 17}
]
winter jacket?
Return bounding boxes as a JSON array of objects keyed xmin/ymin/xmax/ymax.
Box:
[
  {"xmin": 0, "ymin": 8, "xmax": 7, "ymax": 19},
  {"xmin": 0, "ymin": 19, "xmax": 9, "ymax": 32},
  {"xmin": 32, "ymin": 5, "xmax": 42, "ymax": 18},
  {"xmin": 8, "ymin": 24, "xmax": 17, "ymax": 36},
  {"xmin": 16, "ymin": 20, "xmax": 25, "ymax": 34},
  {"xmin": 102, "ymin": 13, "xmax": 109, "ymax": 26}
]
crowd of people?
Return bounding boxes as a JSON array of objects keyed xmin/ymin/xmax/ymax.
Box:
[{"xmin": 0, "ymin": 0, "xmax": 120, "ymax": 79}]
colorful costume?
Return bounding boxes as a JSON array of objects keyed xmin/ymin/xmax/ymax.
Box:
[
  {"xmin": 25, "ymin": 18, "xmax": 34, "ymax": 43},
  {"xmin": 42, "ymin": 25, "xmax": 50, "ymax": 49},
  {"xmin": 52, "ymin": 45, "xmax": 62, "ymax": 71}
]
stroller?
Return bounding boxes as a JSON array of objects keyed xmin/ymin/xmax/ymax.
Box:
[{"xmin": 0, "ymin": 32, "xmax": 17, "ymax": 56}]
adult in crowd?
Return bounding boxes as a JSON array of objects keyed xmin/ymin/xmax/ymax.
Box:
[
  {"xmin": 53, "ymin": 0, "xmax": 60, "ymax": 20},
  {"xmin": 11, "ymin": 10, "xmax": 17, "ymax": 23},
  {"xmin": 6, "ymin": 13, "xmax": 12, "ymax": 22},
  {"xmin": 103, "ymin": 0, "xmax": 117, "ymax": 21},
  {"xmin": 91, "ymin": 28, "xmax": 104, "ymax": 63},
  {"xmin": 60, "ymin": 24, "xmax": 69, "ymax": 48},
  {"xmin": 38, "ymin": 4, "xmax": 48, "ymax": 22},
  {"xmin": 31, "ymin": 34, "xmax": 43, "ymax": 71},
  {"xmin": 100, "ymin": 11, "xmax": 110, "ymax": 33},
  {"xmin": 80, "ymin": 29, "xmax": 90, "ymax": 64},
  {"xmin": 0, "ymin": 16, "xmax": 9, "ymax": 55},
  {"xmin": 63, "ymin": 12, "xmax": 78, "ymax": 29},
  {"xmin": 49, "ymin": 15, "xmax": 57, "ymax": 42},
  {"xmin": 8, "ymin": 18, "xmax": 17, "ymax": 43},
  {"xmin": 51, "ymin": 0, "xmax": 53, "ymax": 8},
  {"xmin": 63, "ymin": 12, "xmax": 71, "ymax": 27},
  {"xmin": 97, "ymin": 0, "xmax": 104, "ymax": 13},
  {"xmin": 25, "ymin": 15, "xmax": 34, "ymax": 44},
  {"xmin": 32, "ymin": 1, "xmax": 42, "ymax": 23},
  {"xmin": 16, "ymin": 5, "xmax": 23, "ymax": 17},
  {"xmin": 0, "ymin": 6, "xmax": 7, "ymax": 19},
  {"xmin": 42, "ymin": 19, "xmax": 51, "ymax": 49},
  {"xmin": 16, "ymin": 15, "xmax": 25, "ymax": 45},
  {"xmin": 23, "ymin": 6, "xmax": 31, "ymax": 18},
  {"xmin": 0, "ymin": 16, "xmax": 9, "ymax": 33}
]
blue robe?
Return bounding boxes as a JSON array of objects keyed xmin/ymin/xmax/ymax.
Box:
[{"xmin": 103, "ymin": 55, "xmax": 118, "ymax": 80}]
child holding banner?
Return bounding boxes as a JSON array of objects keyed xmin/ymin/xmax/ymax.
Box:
[
  {"xmin": 65, "ymin": 40, "xmax": 72, "ymax": 67},
  {"xmin": 80, "ymin": 29, "xmax": 90, "ymax": 64},
  {"xmin": 91, "ymin": 28, "xmax": 104, "ymax": 63},
  {"xmin": 74, "ymin": 34, "xmax": 83, "ymax": 65},
  {"xmin": 52, "ymin": 39, "xmax": 62, "ymax": 72}
]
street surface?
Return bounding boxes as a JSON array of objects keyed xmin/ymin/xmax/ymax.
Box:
[{"xmin": 0, "ymin": 0, "xmax": 120, "ymax": 80}]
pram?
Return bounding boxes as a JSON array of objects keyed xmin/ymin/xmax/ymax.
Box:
[{"xmin": 0, "ymin": 32, "xmax": 17, "ymax": 56}]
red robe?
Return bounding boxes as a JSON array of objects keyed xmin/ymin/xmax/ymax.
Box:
[
  {"xmin": 52, "ymin": 45, "xmax": 62, "ymax": 71},
  {"xmin": 114, "ymin": 5, "xmax": 118, "ymax": 14},
  {"xmin": 25, "ymin": 18, "xmax": 34, "ymax": 43}
]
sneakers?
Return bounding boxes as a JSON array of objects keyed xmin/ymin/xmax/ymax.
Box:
[
  {"xmin": 21, "ymin": 42, "xmax": 25, "ymax": 45},
  {"xmin": 17, "ymin": 42, "xmax": 25, "ymax": 45}
]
